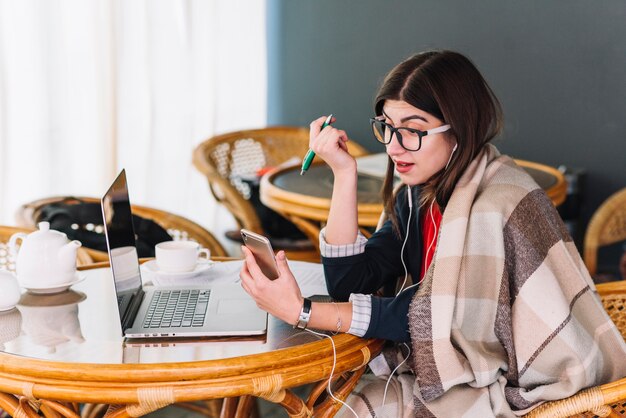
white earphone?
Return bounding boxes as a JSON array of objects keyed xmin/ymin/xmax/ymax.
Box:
[
  {"xmin": 398, "ymin": 185, "xmax": 413, "ymax": 293},
  {"xmin": 444, "ymin": 142, "xmax": 458, "ymax": 170}
]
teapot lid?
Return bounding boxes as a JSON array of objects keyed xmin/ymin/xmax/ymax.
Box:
[{"xmin": 25, "ymin": 221, "xmax": 69, "ymax": 244}]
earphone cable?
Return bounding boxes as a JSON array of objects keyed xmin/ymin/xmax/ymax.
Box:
[
  {"xmin": 304, "ymin": 328, "xmax": 360, "ymax": 418},
  {"xmin": 381, "ymin": 342, "xmax": 411, "ymax": 411},
  {"xmin": 398, "ymin": 186, "xmax": 413, "ymax": 295}
]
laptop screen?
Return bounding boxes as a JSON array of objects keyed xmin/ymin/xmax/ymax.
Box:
[{"xmin": 101, "ymin": 169, "xmax": 143, "ymax": 327}]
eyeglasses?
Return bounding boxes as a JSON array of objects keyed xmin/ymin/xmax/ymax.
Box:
[{"xmin": 369, "ymin": 117, "xmax": 451, "ymax": 151}]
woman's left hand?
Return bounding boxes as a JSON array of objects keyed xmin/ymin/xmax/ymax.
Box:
[{"xmin": 239, "ymin": 246, "xmax": 304, "ymax": 325}]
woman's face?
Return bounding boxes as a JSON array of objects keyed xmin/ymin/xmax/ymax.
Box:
[{"xmin": 382, "ymin": 100, "xmax": 455, "ymax": 186}]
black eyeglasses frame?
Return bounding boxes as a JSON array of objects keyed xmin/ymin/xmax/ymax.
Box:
[{"xmin": 369, "ymin": 117, "xmax": 451, "ymax": 152}]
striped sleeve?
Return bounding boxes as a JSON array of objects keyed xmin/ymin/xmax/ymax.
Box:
[
  {"xmin": 319, "ymin": 227, "xmax": 368, "ymax": 258},
  {"xmin": 347, "ymin": 293, "xmax": 372, "ymax": 337}
]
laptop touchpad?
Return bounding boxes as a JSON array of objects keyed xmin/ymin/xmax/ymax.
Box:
[{"xmin": 216, "ymin": 298, "xmax": 260, "ymax": 315}]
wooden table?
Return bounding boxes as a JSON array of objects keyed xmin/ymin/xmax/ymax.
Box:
[
  {"xmin": 0, "ymin": 261, "xmax": 383, "ymax": 418},
  {"xmin": 260, "ymin": 155, "xmax": 567, "ymax": 250}
]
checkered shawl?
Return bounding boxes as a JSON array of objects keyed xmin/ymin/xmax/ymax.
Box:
[{"xmin": 406, "ymin": 145, "xmax": 626, "ymax": 417}]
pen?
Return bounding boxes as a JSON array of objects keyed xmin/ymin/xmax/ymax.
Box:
[{"xmin": 300, "ymin": 114, "xmax": 333, "ymax": 176}]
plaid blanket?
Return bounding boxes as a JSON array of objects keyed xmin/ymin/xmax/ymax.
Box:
[{"xmin": 399, "ymin": 145, "xmax": 626, "ymax": 417}]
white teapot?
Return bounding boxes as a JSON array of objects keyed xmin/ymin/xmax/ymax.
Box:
[{"xmin": 9, "ymin": 222, "xmax": 82, "ymax": 288}]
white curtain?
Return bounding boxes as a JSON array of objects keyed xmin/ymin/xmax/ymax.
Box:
[{"xmin": 0, "ymin": 0, "xmax": 267, "ymax": 252}]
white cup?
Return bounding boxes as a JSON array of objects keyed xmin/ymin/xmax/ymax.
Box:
[{"xmin": 155, "ymin": 241, "xmax": 211, "ymax": 273}]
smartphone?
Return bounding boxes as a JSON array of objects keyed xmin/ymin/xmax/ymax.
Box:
[{"xmin": 240, "ymin": 229, "xmax": 280, "ymax": 280}]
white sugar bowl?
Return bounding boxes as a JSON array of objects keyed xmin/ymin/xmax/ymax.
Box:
[{"xmin": 0, "ymin": 270, "xmax": 21, "ymax": 311}]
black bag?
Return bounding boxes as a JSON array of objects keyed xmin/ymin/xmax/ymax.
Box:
[{"xmin": 36, "ymin": 199, "xmax": 172, "ymax": 257}]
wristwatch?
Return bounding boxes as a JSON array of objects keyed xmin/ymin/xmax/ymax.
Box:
[{"xmin": 294, "ymin": 297, "xmax": 312, "ymax": 329}]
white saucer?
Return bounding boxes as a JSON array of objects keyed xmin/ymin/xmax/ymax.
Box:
[
  {"xmin": 21, "ymin": 273, "xmax": 86, "ymax": 295},
  {"xmin": 141, "ymin": 259, "xmax": 214, "ymax": 279}
]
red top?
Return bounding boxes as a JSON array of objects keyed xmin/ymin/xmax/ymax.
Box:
[{"xmin": 420, "ymin": 203, "xmax": 442, "ymax": 280}]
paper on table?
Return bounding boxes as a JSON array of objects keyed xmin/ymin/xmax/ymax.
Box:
[
  {"xmin": 146, "ymin": 274, "xmax": 210, "ymax": 288},
  {"xmin": 356, "ymin": 152, "xmax": 400, "ymax": 184},
  {"xmin": 142, "ymin": 259, "xmax": 327, "ymax": 296},
  {"xmin": 141, "ymin": 260, "xmax": 242, "ymax": 287},
  {"xmin": 356, "ymin": 153, "xmax": 400, "ymax": 179},
  {"xmin": 290, "ymin": 261, "xmax": 327, "ymax": 296}
]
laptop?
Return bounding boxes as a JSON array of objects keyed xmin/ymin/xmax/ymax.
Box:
[{"xmin": 101, "ymin": 169, "xmax": 267, "ymax": 339}]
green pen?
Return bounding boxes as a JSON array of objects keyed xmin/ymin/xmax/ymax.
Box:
[{"xmin": 300, "ymin": 114, "xmax": 333, "ymax": 175}]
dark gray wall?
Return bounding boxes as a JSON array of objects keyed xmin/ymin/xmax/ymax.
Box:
[{"xmin": 267, "ymin": 0, "xmax": 626, "ymax": 269}]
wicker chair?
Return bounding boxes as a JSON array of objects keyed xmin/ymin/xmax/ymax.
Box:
[
  {"xmin": 0, "ymin": 225, "xmax": 93, "ymax": 271},
  {"xmin": 583, "ymin": 188, "xmax": 626, "ymax": 277},
  {"xmin": 192, "ymin": 126, "xmax": 369, "ymax": 261},
  {"xmin": 15, "ymin": 197, "xmax": 227, "ymax": 263}
]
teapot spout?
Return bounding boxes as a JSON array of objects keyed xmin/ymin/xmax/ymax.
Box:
[{"xmin": 59, "ymin": 240, "xmax": 82, "ymax": 268}]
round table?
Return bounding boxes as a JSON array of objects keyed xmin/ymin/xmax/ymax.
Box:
[
  {"xmin": 0, "ymin": 261, "xmax": 383, "ymax": 418},
  {"xmin": 260, "ymin": 156, "xmax": 567, "ymax": 250}
]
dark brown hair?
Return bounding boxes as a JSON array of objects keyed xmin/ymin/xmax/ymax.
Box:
[{"xmin": 375, "ymin": 50, "xmax": 503, "ymax": 232}]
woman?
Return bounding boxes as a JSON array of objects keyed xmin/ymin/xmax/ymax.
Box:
[{"xmin": 239, "ymin": 50, "xmax": 626, "ymax": 417}]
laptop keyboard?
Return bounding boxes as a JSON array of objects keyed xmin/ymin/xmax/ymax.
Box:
[{"xmin": 143, "ymin": 289, "xmax": 211, "ymax": 329}]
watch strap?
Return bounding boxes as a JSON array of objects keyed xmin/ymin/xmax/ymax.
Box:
[{"xmin": 294, "ymin": 297, "xmax": 312, "ymax": 329}]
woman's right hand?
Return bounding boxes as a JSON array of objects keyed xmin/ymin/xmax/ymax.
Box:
[{"xmin": 309, "ymin": 116, "xmax": 356, "ymax": 175}]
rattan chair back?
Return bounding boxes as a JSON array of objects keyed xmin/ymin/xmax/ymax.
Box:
[
  {"xmin": 15, "ymin": 197, "xmax": 227, "ymax": 262},
  {"xmin": 192, "ymin": 126, "xmax": 368, "ymax": 259},
  {"xmin": 0, "ymin": 225, "xmax": 93, "ymax": 271},
  {"xmin": 583, "ymin": 188, "xmax": 626, "ymax": 276}
]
